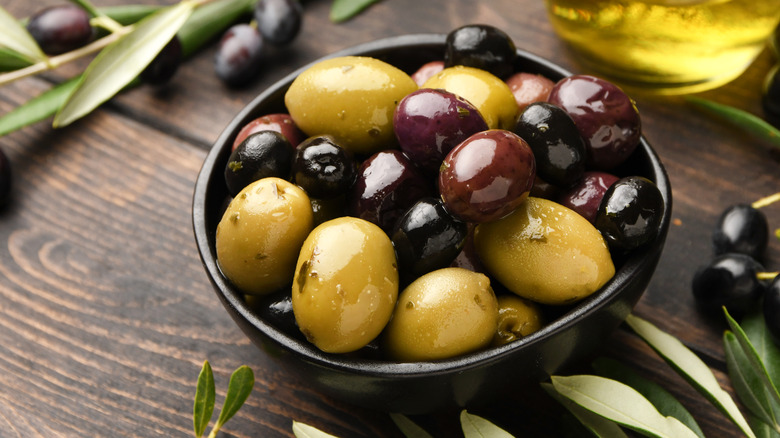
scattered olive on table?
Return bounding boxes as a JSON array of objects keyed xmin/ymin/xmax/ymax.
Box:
[{"xmin": 27, "ymin": 4, "xmax": 94, "ymax": 55}]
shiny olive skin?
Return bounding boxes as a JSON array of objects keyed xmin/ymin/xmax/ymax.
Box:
[
  {"xmin": 492, "ymin": 295, "xmax": 544, "ymax": 346},
  {"xmin": 394, "ymin": 88, "xmax": 488, "ymax": 174},
  {"xmin": 27, "ymin": 5, "xmax": 93, "ymax": 55},
  {"xmin": 439, "ymin": 130, "xmax": 535, "ymax": 223},
  {"xmin": 595, "ymin": 176, "xmax": 665, "ymax": 250},
  {"xmin": 224, "ymin": 131, "xmax": 293, "ymax": 197},
  {"xmin": 214, "ymin": 24, "xmax": 264, "ymax": 86},
  {"xmin": 444, "ymin": 24, "xmax": 516, "ymax": 79},
  {"xmin": 292, "ymin": 217, "xmax": 399, "ymax": 353},
  {"xmin": 245, "ymin": 291, "xmax": 299, "ymax": 339},
  {"xmin": 505, "ymin": 72, "xmax": 554, "ymax": 112},
  {"xmin": 692, "ymin": 253, "xmax": 765, "ymax": 319},
  {"xmin": 232, "ymin": 113, "xmax": 305, "ymax": 151},
  {"xmin": 411, "ymin": 60, "xmax": 444, "ymax": 86},
  {"xmin": 254, "ymin": 0, "xmax": 302, "ymax": 46},
  {"xmin": 293, "ymin": 136, "xmax": 356, "ymax": 199},
  {"xmin": 348, "ymin": 150, "xmax": 432, "ymax": 233},
  {"xmin": 712, "ymin": 204, "xmax": 769, "ymax": 261},
  {"xmin": 140, "ymin": 36, "xmax": 182, "ymax": 85},
  {"xmin": 557, "ymin": 171, "xmax": 619, "ymax": 224},
  {"xmin": 391, "ymin": 197, "xmax": 469, "ymax": 282},
  {"xmin": 764, "ymin": 276, "xmax": 780, "ymax": 347},
  {"xmin": 548, "ymin": 75, "xmax": 641, "ymax": 170},
  {"xmin": 513, "ymin": 102, "xmax": 586, "ymax": 188},
  {"xmin": 383, "ymin": 267, "xmax": 498, "ymax": 361}
]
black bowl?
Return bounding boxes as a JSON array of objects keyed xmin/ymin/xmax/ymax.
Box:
[{"xmin": 192, "ymin": 34, "xmax": 672, "ymax": 415}]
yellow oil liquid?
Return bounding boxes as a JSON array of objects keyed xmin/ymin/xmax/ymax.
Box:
[{"xmin": 545, "ymin": 0, "xmax": 780, "ymax": 93}]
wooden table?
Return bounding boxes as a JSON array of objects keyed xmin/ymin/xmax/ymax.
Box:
[{"xmin": 1, "ymin": 0, "xmax": 778, "ymax": 436}]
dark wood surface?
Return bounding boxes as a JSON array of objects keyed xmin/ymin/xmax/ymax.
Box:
[{"xmin": 1, "ymin": 0, "xmax": 779, "ymax": 436}]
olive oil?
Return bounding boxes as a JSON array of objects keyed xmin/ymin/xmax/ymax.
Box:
[{"xmin": 545, "ymin": 0, "xmax": 780, "ymax": 93}]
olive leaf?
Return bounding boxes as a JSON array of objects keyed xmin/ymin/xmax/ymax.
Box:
[
  {"xmin": 625, "ymin": 314, "xmax": 757, "ymax": 438},
  {"xmin": 591, "ymin": 357, "xmax": 704, "ymax": 438},
  {"xmin": 550, "ymin": 375, "xmax": 699, "ymax": 438},
  {"xmin": 212, "ymin": 364, "xmax": 254, "ymax": 432},
  {"xmin": 740, "ymin": 305, "xmax": 780, "ymax": 388},
  {"xmin": 53, "ymin": 1, "xmax": 196, "ymax": 127},
  {"xmin": 389, "ymin": 413, "xmax": 435, "ymax": 438},
  {"xmin": 541, "ymin": 382, "xmax": 629, "ymax": 438},
  {"xmin": 460, "ymin": 410, "xmax": 514, "ymax": 438},
  {"xmin": 178, "ymin": 0, "xmax": 256, "ymax": 58},
  {"xmin": 291, "ymin": 421, "xmax": 340, "ymax": 438},
  {"xmin": 330, "ymin": 0, "xmax": 379, "ymax": 22},
  {"xmin": 686, "ymin": 96, "xmax": 780, "ymax": 151},
  {"xmin": 0, "ymin": 76, "xmax": 81, "ymax": 137},
  {"xmin": 749, "ymin": 412, "xmax": 780, "ymax": 438},
  {"xmin": 0, "ymin": 48, "xmax": 32, "ymax": 72},
  {"xmin": 0, "ymin": 6, "xmax": 46, "ymax": 64},
  {"xmin": 193, "ymin": 361, "xmax": 216, "ymax": 438}
]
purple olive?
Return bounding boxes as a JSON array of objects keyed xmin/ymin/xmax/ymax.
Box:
[
  {"xmin": 232, "ymin": 113, "xmax": 305, "ymax": 151},
  {"xmin": 439, "ymin": 130, "xmax": 536, "ymax": 223},
  {"xmin": 548, "ymin": 75, "xmax": 641, "ymax": 170},
  {"xmin": 254, "ymin": 0, "xmax": 303, "ymax": 46},
  {"xmin": 27, "ymin": 5, "xmax": 93, "ymax": 55},
  {"xmin": 394, "ymin": 88, "xmax": 489, "ymax": 175},
  {"xmin": 557, "ymin": 171, "xmax": 619, "ymax": 224},
  {"xmin": 348, "ymin": 150, "xmax": 432, "ymax": 233},
  {"xmin": 215, "ymin": 24, "xmax": 264, "ymax": 86}
]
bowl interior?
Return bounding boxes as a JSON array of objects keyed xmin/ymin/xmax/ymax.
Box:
[{"xmin": 192, "ymin": 34, "xmax": 672, "ymax": 378}]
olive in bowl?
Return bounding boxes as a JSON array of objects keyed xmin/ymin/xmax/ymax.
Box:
[{"xmin": 192, "ymin": 34, "xmax": 672, "ymax": 414}]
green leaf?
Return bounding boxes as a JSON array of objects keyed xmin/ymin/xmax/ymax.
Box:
[
  {"xmin": 330, "ymin": 0, "xmax": 379, "ymax": 22},
  {"xmin": 0, "ymin": 47, "xmax": 32, "ymax": 72},
  {"xmin": 749, "ymin": 412, "xmax": 780, "ymax": 438},
  {"xmin": 742, "ymin": 305, "xmax": 780, "ymax": 389},
  {"xmin": 178, "ymin": 0, "xmax": 256, "ymax": 58},
  {"xmin": 725, "ymin": 331, "xmax": 780, "ymax": 430},
  {"xmin": 0, "ymin": 76, "xmax": 81, "ymax": 137},
  {"xmin": 193, "ymin": 361, "xmax": 216, "ymax": 438},
  {"xmin": 292, "ymin": 421, "xmax": 340, "ymax": 438},
  {"xmin": 213, "ymin": 365, "xmax": 254, "ymax": 430},
  {"xmin": 53, "ymin": 1, "xmax": 195, "ymax": 128},
  {"xmin": 389, "ymin": 413, "xmax": 435, "ymax": 438},
  {"xmin": 460, "ymin": 410, "xmax": 514, "ymax": 438},
  {"xmin": 100, "ymin": 4, "xmax": 163, "ymax": 26},
  {"xmin": 542, "ymin": 382, "xmax": 629, "ymax": 438},
  {"xmin": 551, "ymin": 375, "xmax": 699, "ymax": 438},
  {"xmin": 0, "ymin": 6, "xmax": 46, "ymax": 63},
  {"xmin": 686, "ymin": 96, "xmax": 780, "ymax": 151},
  {"xmin": 625, "ymin": 314, "xmax": 757, "ymax": 438},
  {"xmin": 68, "ymin": 0, "xmax": 102, "ymax": 19},
  {"xmin": 591, "ymin": 357, "xmax": 704, "ymax": 438}
]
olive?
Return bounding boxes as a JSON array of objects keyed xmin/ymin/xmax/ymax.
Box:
[
  {"xmin": 492, "ymin": 295, "xmax": 544, "ymax": 346},
  {"xmin": 224, "ymin": 131, "xmax": 293, "ymax": 197},
  {"xmin": 529, "ymin": 175, "xmax": 561, "ymax": 200},
  {"xmin": 439, "ymin": 130, "xmax": 535, "ymax": 223},
  {"xmin": 382, "ymin": 267, "xmax": 498, "ymax": 361},
  {"xmin": 394, "ymin": 88, "xmax": 488, "ymax": 175},
  {"xmin": 245, "ymin": 291, "xmax": 299, "ymax": 338},
  {"xmin": 292, "ymin": 217, "xmax": 399, "ymax": 353},
  {"xmin": 763, "ymin": 275, "xmax": 780, "ymax": 347},
  {"xmin": 449, "ymin": 228, "xmax": 484, "ymax": 273},
  {"xmin": 232, "ymin": 113, "xmax": 305, "ymax": 151},
  {"xmin": 505, "ymin": 72, "xmax": 554, "ymax": 113},
  {"xmin": 548, "ymin": 75, "xmax": 641, "ymax": 170},
  {"xmin": 423, "ymin": 66, "xmax": 518, "ymax": 130},
  {"xmin": 310, "ymin": 196, "xmax": 346, "ymax": 226},
  {"xmin": 557, "ymin": 171, "xmax": 619, "ymax": 224},
  {"xmin": 713, "ymin": 204, "xmax": 769, "ymax": 261},
  {"xmin": 0, "ymin": 147, "xmax": 10, "ymax": 206},
  {"xmin": 411, "ymin": 60, "xmax": 444, "ymax": 86},
  {"xmin": 595, "ymin": 176, "xmax": 665, "ymax": 250},
  {"xmin": 292, "ymin": 135, "xmax": 356, "ymax": 199},
  {"xmin": 348, "ymin": 150, "xmax": 432, "ymax": 233},
  {"xmin": 216, "ymin": 178, "xmax": 313, "ymax": 295},
  {"xmin": 140, "ymin": 36, "xmax": 182, "ymax": 85},
  {"xmin": 444, "ymin": 24, "xmax": 516, "ymax": 79},
  {"xmin": 254, "ymin": 0, "xmax": 303, "ymax": 46},
  {"xmin": 27, "ymin": 5, "xmax": 93, "ymax": 55},
  {"xmin": 285, "ymin": 56, "xmax": 418, "ymax": 155},
  {"xmin": 214, "ymin": 24, "xmax": 264, "ymax": 86},
  {"xmin": 513, "ymin": 102, "xmax": 586, "ymax": 188},
  {"xmin": 391, "ymin": 197, "xmax": 469, "ymax": 281},
  {"xmin": 692, "ymin": 253, "xmax": 765, "ymax": 319},
  {"xmin": 474, "ymin": 197, "xmax": 615, "ymax": 305}
]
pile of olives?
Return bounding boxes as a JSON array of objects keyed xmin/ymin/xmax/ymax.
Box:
[{"xmin": 214, "ymin": 24, "xmax": 666, "ymax": 362}]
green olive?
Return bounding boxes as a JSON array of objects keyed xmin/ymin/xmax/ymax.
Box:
[
  {"xmin": 292, "ymin": 217, "xmax": 399, "ymax": 353},
  {"xmin": 422, "ymin": 65, "xmax": 518, "ymax": 130},
  {"xmin": 383, "ymin": 267, "xmax": 498, "ymax": 361},
  {"xmin": 284, "ymin": 56, "xmax": 418, "ymax": 155},
  {"xmin": 216, "ymin": 177, "xmax": 313, "ymax": 295},
  {"xmin": 474, "ymin": 197, "xmax": 615, "ymax": 305},
  {"xmin": 492, "ymin": 295, "xmax": 544, "ymax": 346}
]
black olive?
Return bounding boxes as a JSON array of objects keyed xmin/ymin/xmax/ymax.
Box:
[
  {"xmin": 594, "ymin": 176, "xmax": 665, "ymax": 250},
  {"xmin": 254, "ymin": 0, "xmax": 303, "ymax": 46},
  {"xmin": 444, "ymin": 24, "xmax": 516, "ymax": 79},
  {"xmin": 140, "ymin": 36, "xmax": 182, "ymax": 85},
  {"xmin": 513, "ymin": 102, "xmax": 586, "ymax": 188},
  {"xmin": 245, "ymin": 291, "xmax": 302, "ymax": 341},
  {"xmin": 692, "ymin": 253, "xmax": 765, "ymax": 319},
  {"xmin": 214, "ymin": 24, "xmax": 264, "ymax": 87},
  {"xmin": 763, "ymin": 275, "xmax": 780, "ymax": 347},
  {"xmin": 0, "ymin": 146, "xmax": 11, "ymax": 206},
  {"xmin": 224, "ymin": 131, "xmax": 293, "ymax": 197},
  {"xmin": 292, "ymin": 135, "xmax": 356, "ymax": 199},
  {"xmin": 712, "ymin": 203, "xmax": 769, "ymax": 261},
  {"xmin": 391, "ymin": 197, "xmax": 468, "ymax": 283}
]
